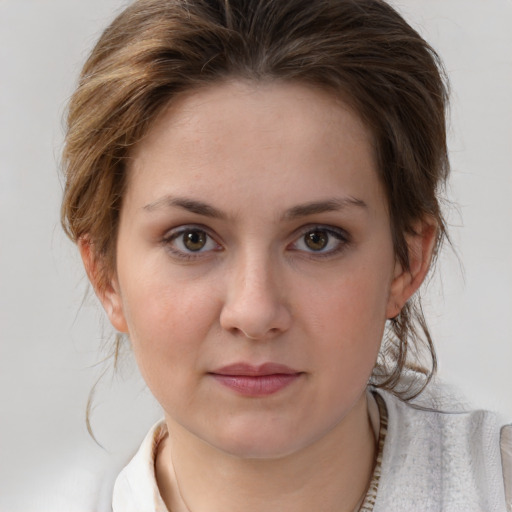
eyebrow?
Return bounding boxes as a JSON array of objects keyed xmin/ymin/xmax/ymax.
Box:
[
  {"xmin": 143, "ymin": 195, "xmax": 367, "ymax": 219},
  {"xmin": 283, "ymin": 197, "xmax": 367, "ymax": 220},
  {"xmin": 143, "ymin": 196, "xmax": 226, "ymax": 219}
]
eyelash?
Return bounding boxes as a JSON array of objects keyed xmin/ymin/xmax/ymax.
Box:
[
  {"xmin": 288, "ymin": 225, "xmax": 350, "ymax": 259},
  {"xmin": 161, "ymin": 224, "xmax": 350, "ymax": 261},
  {"xmin": 162, "ymin": 225, "xmax": 222, "ymax": 261}
]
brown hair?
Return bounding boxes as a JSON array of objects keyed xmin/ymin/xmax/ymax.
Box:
[{"xmin": 62, "ymin": 0, "xmax": 450, "ymax": 399}]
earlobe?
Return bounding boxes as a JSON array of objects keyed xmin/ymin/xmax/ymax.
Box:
[
  {"xmin": 386, "ymin": 219, "xmax": 437, "ymax": 319},
  {"xmin": 78, "ymin": 237, "xmax": 129, "ymax": 333}
]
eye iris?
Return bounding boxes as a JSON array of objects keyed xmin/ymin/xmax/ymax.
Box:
[
  {"xmin": 183, "ymin": 230, "xmax": 206, "ymax": 251},
  {"xmin": 305, "ymin": 230, "xmax": 328, "ymax": 251}
]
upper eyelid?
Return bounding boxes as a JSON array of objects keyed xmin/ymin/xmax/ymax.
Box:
[
  {"xmin": 291, "ymin": 224, "xmax": 349, "ymax": 240},
  {"xmin": 287, "ymin": 225, "xmax": 350, "ymax": 256},
  {"xmin": 161, "ymin": 223, "xmax": 349, "ymax": 249},
  {"xmin": 161, "ymin": 225, "xmax": 223, "ymax": 257},
  {"xmin": 163, "ymin": 224, "xmax": 218, "ymax": 241}
]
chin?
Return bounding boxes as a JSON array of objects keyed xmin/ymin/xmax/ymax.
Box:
[
  {"xmin": 200, "ymin": 417, "xmax": 328, "ymax": 460},
  {"xmin": 211, "ymin": 435, "xmax": 302, "ymax": 460}
]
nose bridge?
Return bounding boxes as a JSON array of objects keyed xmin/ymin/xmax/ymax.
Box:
[
  {"xmin": 220, "ymin": 245, "xmax": 290, "ymax": 339},
  {"xmin": 238, "ymin": 246, "xmax": 275, "ymax": 298}
]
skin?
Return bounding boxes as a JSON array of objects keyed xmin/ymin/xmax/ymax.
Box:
[{"xmin": 80, "ymin": 80, "xmax": 436, "ymax": 512}]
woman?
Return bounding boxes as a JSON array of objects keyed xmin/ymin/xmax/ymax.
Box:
[{"xmin": 61, "ymin": 0, "xmax": 511, "ymax": 510}]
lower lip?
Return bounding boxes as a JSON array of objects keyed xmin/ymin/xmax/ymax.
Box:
[{"xmin": 211, "ymin": 374, "xmax": 301, "ymax": 397}]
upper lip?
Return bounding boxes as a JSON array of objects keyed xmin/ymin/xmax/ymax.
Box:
[{"xmin": 210, "ymin": 362, "xmax": 301, "ymax": 376}]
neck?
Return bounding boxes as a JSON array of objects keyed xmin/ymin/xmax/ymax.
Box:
[{"xmin": 156, "ymin": 392, "xmax": 377, "ymax": 512}]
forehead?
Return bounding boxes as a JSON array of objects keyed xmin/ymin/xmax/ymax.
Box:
[
  {"xmin": 126, "ymin": 80, "xmax": 385, "ymax": 218},
  {"xmin": 133, "ymin": 80, "xmax": 373, "ymax": 158}
]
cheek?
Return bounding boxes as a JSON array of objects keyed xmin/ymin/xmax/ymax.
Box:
[
  {"xmin": 114, "ymin": 258, "xmax": 220, "ymax": 380},
  {"xmin": 310, "ymin": 263, "xmax": 392, "ymax": 336},
  {"xmin": 302, "ymin": 258, "xmax": 393, "ymax": 377}
]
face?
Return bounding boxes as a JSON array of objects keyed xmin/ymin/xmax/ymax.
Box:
[{"xmin": 94, "ymin": 81, "xmax": 412, "ymax": 458}]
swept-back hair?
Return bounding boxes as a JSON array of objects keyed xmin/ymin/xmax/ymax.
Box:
[{"xmin": 62, "ymin": 0, "xmax": 450, "ymax": 399}]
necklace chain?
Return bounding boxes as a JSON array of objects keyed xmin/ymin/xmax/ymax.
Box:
[{"xmin": 163, "ymin": 392, "xmax": 387, "ymax": 512}]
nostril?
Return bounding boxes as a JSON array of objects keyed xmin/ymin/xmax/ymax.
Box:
[{"xmin": 240, "ymin": 329, "xmax": 261, "ymax": 340}]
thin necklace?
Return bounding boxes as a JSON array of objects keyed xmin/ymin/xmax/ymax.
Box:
[
  {"xmin": 357, "ymin": 392, "xmax": 388, "ymax": 512},
  {"xmin": 169, "ymin": 448, "xmax": 193, "ymax": 512},
  {"xmin": 166, "ymin": 393, "xmax": 388, "ymax": 512}
]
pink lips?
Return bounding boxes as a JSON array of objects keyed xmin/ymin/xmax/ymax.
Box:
[{"xmin": 209, "ymin": 363, "xmax": 302, "ymax": 397}]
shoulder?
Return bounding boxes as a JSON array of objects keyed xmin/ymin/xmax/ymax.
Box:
[
  {"xmin": 374, "ymin": 388, "xmax": 511, "ymax": 512},
  {"xmin": 501, "ymin": 424, "xmax": 512, "ymax": 511},
  {"xmin": 112, "ymin": 420, "xmax": 169, "ymax": 512}
]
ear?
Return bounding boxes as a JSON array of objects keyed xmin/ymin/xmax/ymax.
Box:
[
  {"xmin": 78, "ymin": 237, "xmax": 128, "ymax": 333},
  {"xmin": 386, "ymin": 218, "xmax": 437, "ymax": 319}
]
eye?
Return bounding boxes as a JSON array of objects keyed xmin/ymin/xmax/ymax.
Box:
[
  {"xmin": 163, "ymin": 226, "xmax": 221, "ymax": 257},
  {"xmin": 290, "ymin": 226, "xmax": 348, "ymax": 256},
  {"xmin": 304, "ymin": 230, "xmax": 329, "ymax": 251},
  {"xmin": 181, "ymin": 230, "xmax": 208, "ymax": 251}
]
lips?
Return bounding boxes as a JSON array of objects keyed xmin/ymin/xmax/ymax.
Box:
[{"xmin": 209, "ymin": 363, "xmax": 303, "ymax": 397}]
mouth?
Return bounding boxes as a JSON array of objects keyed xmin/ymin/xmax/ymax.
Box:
[{"xmin": 209, "ymin": 363, "xmax": 303, "ymax": 397}]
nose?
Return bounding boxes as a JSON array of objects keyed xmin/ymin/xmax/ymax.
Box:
[{"xmin": 219, "ymin": 253, "xmax": 292, "ymax": 341}]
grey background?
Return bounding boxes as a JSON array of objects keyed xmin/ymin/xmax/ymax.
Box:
[{"xmin": 1, "ymin": 0, "xmax": 511, "ymax": 510}]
